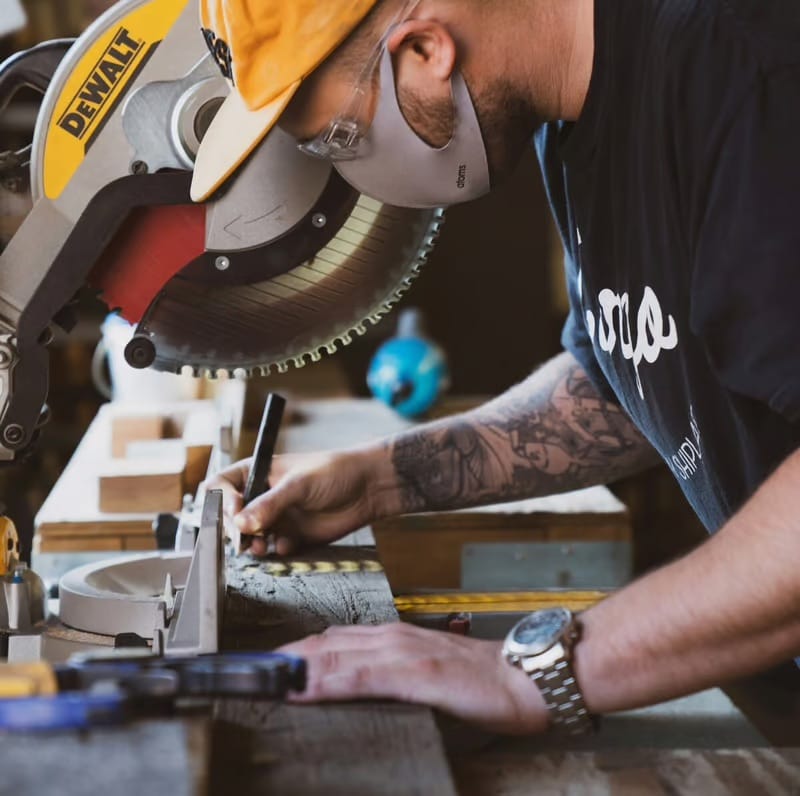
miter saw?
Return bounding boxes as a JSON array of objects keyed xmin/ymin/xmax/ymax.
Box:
[
  {"xmin": 0, "ymin": 0, "xmax": 445, "ymax": 670},
  {"xmin": 0, "ymin": 0, "xmax": 444, "ymax": 465}
]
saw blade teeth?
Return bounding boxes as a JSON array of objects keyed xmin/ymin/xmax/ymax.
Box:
[{"xmin": 150, "ymin": 205, "xmax": 446, "ymax": 377}]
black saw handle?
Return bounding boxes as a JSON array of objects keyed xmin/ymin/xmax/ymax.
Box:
[{"xmin": 0, "ymin": 38, "xmax": 74, "ymax": 112}]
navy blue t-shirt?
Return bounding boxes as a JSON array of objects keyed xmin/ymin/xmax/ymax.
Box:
[{"xmin": 537, "ymin": 0, "xmax": 800, "ymax": 531}]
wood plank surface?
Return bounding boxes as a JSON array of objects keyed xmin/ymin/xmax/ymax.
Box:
[
  {"xmin": 375, "ymin": 517, "xmax": 630, "ymax": 593},
  {"xmin": 214, "ymin": 548, "xmax": 458, "ymax": 795},
  {"xmin": 0, "ymin": 719, "xmax": 210, "ymax": 796},
  {"xmin": 450, "ymin": 748, "xmax": 800, "ymax": 796}
]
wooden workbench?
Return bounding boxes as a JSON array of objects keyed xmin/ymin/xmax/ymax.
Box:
[{"xmin": 7, "ymin": 399, "xmax": 800, "ymax": 794}]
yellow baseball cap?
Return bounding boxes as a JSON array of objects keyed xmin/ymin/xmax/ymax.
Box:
[{"xmin": 191, "ymin": 0, "xmax": 380, "ymax": 202}]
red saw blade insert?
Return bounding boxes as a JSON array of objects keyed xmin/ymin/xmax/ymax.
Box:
[{"xmin": 89, "ymin": 204, "xmax": 206, "ymax": 323}]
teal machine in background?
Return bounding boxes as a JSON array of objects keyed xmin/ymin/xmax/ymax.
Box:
[{"xmin": 367, "ymin": 309, "xmax": 449, "ymax": 419}]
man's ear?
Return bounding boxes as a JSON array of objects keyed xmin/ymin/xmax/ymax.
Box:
[{"xmin": 386, "ymin": 18, "xmax": 457, "ymax": 83}]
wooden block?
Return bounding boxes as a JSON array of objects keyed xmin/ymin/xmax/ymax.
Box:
[
  {"xmin": 122, "ymin": 535, "xmax": 158, "ymax": 552},
  {"xmin": 98, "ymin": 454, "xmax": 186, "ymax": 514},
  {"xmin": 110, "ymin": 414, "xmax": 165, "ymax": 458},
  {"xmin": 37, "ymin": 536, "xmax": 124, "ymax": 553},
  {"xmin": 374, "ymin": 492, "xmax": 631, "ymax": 593},
  {"xmin": 127, "ymin": 430, "xmax": 212, "ymax": 495},
  {"xmin": 181, "ymin": 409, "xmax": 218, "ymax": 492},
  {"xmin": 37, "ymin": 521, "xmax": 154, "ymax": 539},
  {"xmin": 221, "ymin": 552, "xmax": 458, "ymax": 795}
]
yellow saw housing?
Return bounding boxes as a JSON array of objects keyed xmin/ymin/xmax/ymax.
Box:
[{"xmin": 41, "ymin": 0, "xmax": 190, "ymax": 199}]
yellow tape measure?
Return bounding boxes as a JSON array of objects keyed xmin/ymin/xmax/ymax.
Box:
[
  {"xmin": 393, "ymin": 591, "xmax": 609, "ymax": 615},
  {"xmin": 245, "ymin": 559, "xmax": 384, "ymax": 578}
]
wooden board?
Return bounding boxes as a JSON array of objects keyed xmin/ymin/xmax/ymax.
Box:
[
  {"xmin": 214, "ymin": 547, "xmax": 457, "ymax": 795},
  {"xmin": 26, "ymin": 399, "xmax": 458, "ymax": 794},
  {"xmin": 34, "ymin": 396, "xmax": 241, "ymax": 553},
  {"xmin": 0, "ymin": 719, "xmax": 210, "ymax": 796},
  {"xmin": 374, "ymin": 494, "xmax": 630, "ymax": 592},
  {"xmin": 175, "ymin": 405, "xmax": 219, "ymax": 492},
  {"xmin": 98, "ymin": 448, "xmax": 187, "ymax": 513},
  {"xmin": 110, "ymin": 413, "xmax": 165, "ymax": 458},
  {"xmin": 35, "ymin": 533, "xmax": 158, "ymax": 553},
  {"xmin": 449, "ymin": 748, "xmax": 800, "ymax": 796}
]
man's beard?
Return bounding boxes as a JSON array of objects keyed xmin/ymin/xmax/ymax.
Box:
[
  {"xmin": 474, "ymin": 79, "xmax": 542, "ymax": 184},
  {"xmin": 398, "ymin": 78, "xmax": 540, "ymax": 186}
]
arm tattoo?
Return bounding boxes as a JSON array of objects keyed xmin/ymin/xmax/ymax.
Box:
[{"xmin": 392, "ymin": 353, "xmax": 657, "ymax": 513}]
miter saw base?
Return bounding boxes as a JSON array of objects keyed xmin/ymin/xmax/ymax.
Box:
[{"xmin": 9, "ymin": 491, "xmax": 224, "ymax": 664}]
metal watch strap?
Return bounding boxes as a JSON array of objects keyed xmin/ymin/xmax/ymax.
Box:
[{"xmin": 530, "ymin": 659, "xmax": 595, "ymax": 735}]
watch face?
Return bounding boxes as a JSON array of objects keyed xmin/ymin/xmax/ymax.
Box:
[{"xmin": 508, "ymin": 608, "xmax": 571, "ymax": 656}]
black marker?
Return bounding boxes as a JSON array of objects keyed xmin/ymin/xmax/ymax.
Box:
[{"xmin": 243, "ymin": 393, "xmax": 287, "ymax": 505}]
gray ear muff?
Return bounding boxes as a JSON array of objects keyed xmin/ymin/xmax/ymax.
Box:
[{"xmin": 334, "ymin": 48, "xmax": 491, "ymax": 209}]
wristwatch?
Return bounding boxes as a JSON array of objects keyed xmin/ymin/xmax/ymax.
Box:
[{"xmin": 502, "ymin": 608, "xmax": 596, "ymax": 735}]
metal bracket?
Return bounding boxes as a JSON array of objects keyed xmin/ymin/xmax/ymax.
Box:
[
  {"xmin": 163, "ymin": 490, "xmax": 224, "ymax": 655},
  {"xmin": 57, "ymin": 490, "xmax": 225, "ymax": 658}
]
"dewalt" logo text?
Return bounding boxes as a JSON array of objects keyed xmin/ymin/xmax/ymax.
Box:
[{"xmin": 58, "ymin": 27, "xmax": 145, "ymax": 141}]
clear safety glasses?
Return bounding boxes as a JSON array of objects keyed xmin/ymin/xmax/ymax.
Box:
[{"xmin": 297, "ymin": 0, "xmax": 421, "ymax": 161}]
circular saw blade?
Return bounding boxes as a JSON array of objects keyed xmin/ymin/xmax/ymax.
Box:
[{"xmin": 139, "ymin": 196, "xmax": 444, "ymax": 377}]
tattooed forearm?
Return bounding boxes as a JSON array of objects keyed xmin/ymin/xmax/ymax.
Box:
[{"xmin": 391, "ymin": 351, "xmax": 658, "ymax": 513}]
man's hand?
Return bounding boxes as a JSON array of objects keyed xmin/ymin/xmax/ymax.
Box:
[
  {"xmin": 204, "ymin": 448, "xmax": 393, "ymax": 556},
  {"xmin": 278, "ymin": 623, "xmax": 549, "ymax": 735}
]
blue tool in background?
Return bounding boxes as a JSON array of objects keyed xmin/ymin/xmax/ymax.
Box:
[{"xmin": 367, "ymin": 309, "xmax": 450, "ymax": 419}]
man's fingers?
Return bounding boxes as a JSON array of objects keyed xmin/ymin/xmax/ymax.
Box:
[
  {"xmin": 205, "ymin": 459, "xmax": 250, "ymax": 491},
  {"xmin": 289, "ymin": 647, "xmax": 422, "ymax": 704},
  {"xmin": 276, "ymin": 624, "xmax": 546, "ymax": 734},
  {"xmin": 280, "ymin": 622, "xmax": 435, "ymax": 657},
  {"xmin": 235, "ymin": 477, "xmax": 305, "ymax": 534},
  {"xmin": 203, "ymin": 460, "xmax": 252, "ymax": 517},
  {"xmin": 225, "ymin": 491, "xmax": 244, "ymax": 519},
  {"xmin": 248, "ymin": 536, "xmax": 270, "ymax": 557},
  {"xmin": 279, "ymin": 624, "xmax": 397, "ymax": 656},
  {"xmin": 280, "ymin": 623, "xmax": 458, "ymax": 704}
]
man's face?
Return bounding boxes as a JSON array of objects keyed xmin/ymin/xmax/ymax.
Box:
[{"xmin": 279, "ymin": 29, "xmax": 536, "ymax": 186}]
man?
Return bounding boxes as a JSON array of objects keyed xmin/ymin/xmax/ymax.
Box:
[{"xmin": 197, "ymin": 0, "xmax": 800, "ymax": 735}]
